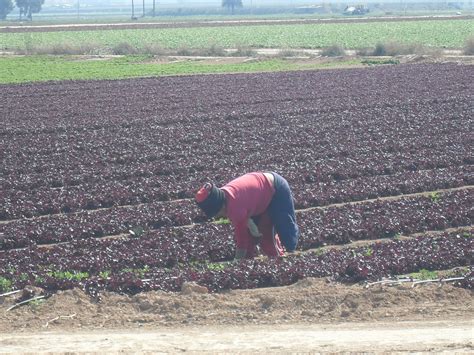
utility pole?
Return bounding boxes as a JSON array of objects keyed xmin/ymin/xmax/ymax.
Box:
[
  {"xmin": 131, "ymin": 0, "xmax": 135, "ymax": 19},
  {"xmin": 142, "ymin": 0, "xmax": 145, "ymax": 17},
  {"xmin": 153, "ymin": 0, "xmax": 156, "ymax": 17},
  {"xmin": 77, "ymin": 0, "xmax": 80, "ymax": 20}
]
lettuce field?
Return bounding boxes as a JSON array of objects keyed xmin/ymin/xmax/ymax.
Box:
[
  {"xmin": 0, "ymin": 63, "xmax": 473, "ymax": 296},
  {"xmin": 1, "ymin": 19, "xmax": 473, "ymax": 52}
]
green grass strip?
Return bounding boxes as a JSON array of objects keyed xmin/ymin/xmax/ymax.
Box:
[{"xmin": 0, "ymin": 55, "xmax": 363, "ymax": 84}]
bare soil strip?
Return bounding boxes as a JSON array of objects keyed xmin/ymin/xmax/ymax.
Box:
[{"xmin": 1, "ymin": 15, "xmax": 472, "ymax": 33}]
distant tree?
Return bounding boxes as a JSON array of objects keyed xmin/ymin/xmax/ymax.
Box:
[
  {"xmin": 0, "ymin": 0, "xmax": 14, "ymax": 20},
  {"xmin": 15, "ymin": 0, "xmax": 45, "ymax": 21},
  {"xmin": 222, "ymin": 0, "xmax": 242, "ymax": 14},
  {"xmin": 131, "ymin": 0, "xmax": 136, "ymax": 19}
]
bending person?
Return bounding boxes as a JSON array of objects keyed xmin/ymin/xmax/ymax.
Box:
[{"xmin": 195, "ymin": 172, "xmax": 299, "ymax": 259}]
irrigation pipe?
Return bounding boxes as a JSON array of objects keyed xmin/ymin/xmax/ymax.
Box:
[
  {"xmin": 412, "ymin": 277, "xmax": 465, "ymax": 287},
  {"xmin": 44, "ymin": 313, "xmax": 77, "ymax": 328},
  {"xmin": 0, "ymin": 290, "xmax": 22, "ymax": 298},
  {"xmin": 365, "ymin": 277, "xmax": 466, "ymax": 288},
  {"xmin": 6, "ymin": 295, "xmax": 46, "ymax": 312}
]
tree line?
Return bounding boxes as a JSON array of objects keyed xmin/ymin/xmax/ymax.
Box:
[
  {"xmin": 131, "ymin": 0, "xmax": 242, "ymax": 18},
  {"xmin": 0, "ymin": 0, "xmax": 244, "ymax": 21},
  {"xmin": 1, "ymin": 0, "xmax": 45, "ymax": 20}
]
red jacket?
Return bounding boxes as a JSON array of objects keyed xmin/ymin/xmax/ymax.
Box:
[{"xmin": 221, "ymin": 172, "xmax": 275, "ymax": 249}]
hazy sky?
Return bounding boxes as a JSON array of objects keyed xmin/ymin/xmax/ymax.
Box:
[{"xmin": 32, "ymin": 0, "xmax": 471, "ymax": 10}]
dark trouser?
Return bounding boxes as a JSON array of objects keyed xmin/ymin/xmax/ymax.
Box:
[{"xmin": 267, "ymin": 172, "xmax": 299, "ymax": 251}]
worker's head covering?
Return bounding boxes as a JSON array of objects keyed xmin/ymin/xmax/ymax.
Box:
[{"xmin": 195, "ymin": 182, "xmax": 225, "ymax": 218}]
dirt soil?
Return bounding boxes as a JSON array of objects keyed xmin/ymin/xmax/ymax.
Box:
[{"xmin": 1, "ymin": 278, "xmax": 472, "ymax": 353}]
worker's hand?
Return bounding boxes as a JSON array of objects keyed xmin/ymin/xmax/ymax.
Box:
[
  {"xmin": 235, "ymin": 248, "xmax": 247, "ymax": 260},
  {"xmin": 247, "ymin": 218, "xmax": 262, "ymax": 238}
]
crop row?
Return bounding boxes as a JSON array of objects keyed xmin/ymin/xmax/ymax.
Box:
[
  {"xmin": 0, "ymin": 199, "xmax": 204, "ymax": 250},
  {"xmin": 3, "ymin": 65, "xmax": 472, "ymax": 190},
  {"xmin": 2, "ymin": 68, "xmax": 471, "ymax": 223},
  {"xmin": 3, "ymin": 101, "xmax": 471, "ymax": 194},
  {"xmin": 133, "ymin": 232, "xmax": 473, "ymax": 294},
  {"xmin": 3, "ymin": 64, "xmax": 470, "ymax": 129},
  {"xmin": 1, "ymin": 188, "xmax": 471, "ymax": 256},
  {"xmin": 2, "ymin": 165, "xmax": 472, "ymax": 220},
  {"xmin": 2, "ymin": 108, "xmax": 471, "ymax": 221},
  {"xmin": 3, "ymin": 100, "xmax": 470, "ymax": 180},
  {"xmin": 0, "ymin": 231, "xmax": 471, "ymax": 295},
  {"xmin": 3, "ymin": 140, "xmax": 470, "ymax": 219},
  {"xmin": 295, "ymin": 166, "xmax": 472, "ymax": 209},
  {"xmin": 297, "ymin": 188, "xmax": 473, "ymax": 247}
]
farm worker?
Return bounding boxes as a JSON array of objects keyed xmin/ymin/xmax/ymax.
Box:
[{"xmin": 195, "ymin": 172, "xmax": 299, "ymax": 259}]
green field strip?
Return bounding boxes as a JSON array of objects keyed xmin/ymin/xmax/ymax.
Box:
[
  {"xmin": 0, "ymin": 55, "xmax": 362, "ymax": 84},
  {"xmin": 1, "ymin": 15, "xmax": 471, "ymax": 31},
  {"xmin": 1, "ymin": 19, "xmax": 472, "ymax": 51}
]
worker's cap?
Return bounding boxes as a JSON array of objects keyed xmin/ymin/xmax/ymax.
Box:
[{"xmin": 195, "ymin": 182, "xmax": 225, "ymax": 218}]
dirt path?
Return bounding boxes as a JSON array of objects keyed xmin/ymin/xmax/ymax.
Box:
[{"xmin": 1, "ymin": 320, "xmax": 473, "ymax": 353}]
